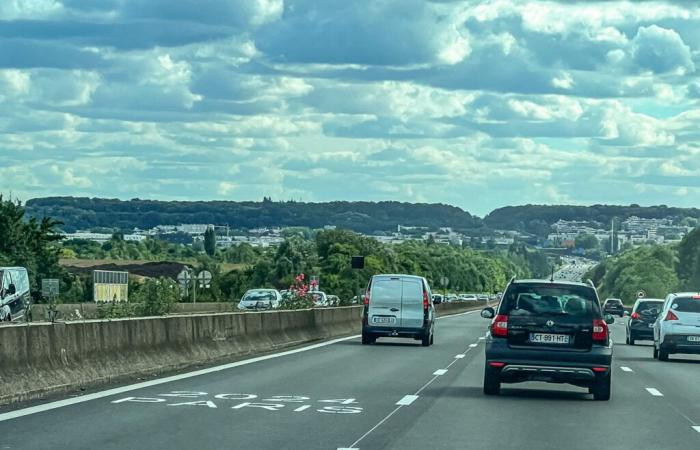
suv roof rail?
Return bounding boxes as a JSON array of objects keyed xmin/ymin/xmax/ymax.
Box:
[{"xmin": 585, "ymin": 279, "xmax": 596, "ymax": 288}]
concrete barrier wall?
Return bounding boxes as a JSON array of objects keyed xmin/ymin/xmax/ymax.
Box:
[{"xmin": 0, "ymin": 302, "xmax": 483, "ymax": 406}]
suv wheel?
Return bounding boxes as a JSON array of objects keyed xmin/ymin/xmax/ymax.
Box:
[
  {"xmin": 653, "ymin": 345, "xmax": 659, "ymax": 359},
  {"xmin": 361, "ymin": 332, "xmax": 375, "ymax": 345},
  {"xmin": 429, "ymin": 333, "xmax": 434, "ymax": 346},
  {"xmin": 658, "ymin": 348, "xmax": 669, "ymax": 361},
  {"xmin": 591, "ymin": 374, "xmax": 611, "ymax": 401},
  {"xmin": 628, "ymin": 334, "xmax": 635, "ymax": 346},
  {"xmin": 483, "ymin": 366, "xmax": 501, "ymax": 396},
  {"xmin": 421, "ymin": 332, "xmax": 431, "ymax": 347}
]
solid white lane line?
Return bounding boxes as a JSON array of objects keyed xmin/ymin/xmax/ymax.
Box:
[
  {"xmin": 646, "ymin": 388, "xmax": 664, "ymax": 397},
  {"xmin": 455, "ymin": 354, "xmax": 466, "ymax": 359},
  {"xmin": 692, "ymin": 426, "xmax": 700, "ymax": 434},
  {"xmin": 396, "ymin": 395, "xmax": 419, "ymax": 406},
  {"xmin": 0, "ymin": 334, "xmax": 361, "ymax": 423},
  {"xmin": 433, "ymin": 369, "xmax": 448, "ymax": 376},
  {"xmin": 620, "ymin": 366, "xmax": 634, "ymax": 372}
]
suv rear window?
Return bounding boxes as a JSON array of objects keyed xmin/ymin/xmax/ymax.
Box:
[
  {"xmin": 671, "ymin": 297, "xmax": 700, "ymax": 313},
  {"xmin": 500, "ymin": 284, "xmax": 600, "ymax": 318},
  {"xmin": 636, "ymin": 301, "xmax": 663, "ymax": 313},
  {"xmin": 605, "ymin": 299, "xmax": 622, "ymax": 305}
]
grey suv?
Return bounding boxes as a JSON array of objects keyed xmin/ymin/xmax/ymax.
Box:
[{"xmin": 481, "ymin": 279, "xmax": 614, "ymax": 400}]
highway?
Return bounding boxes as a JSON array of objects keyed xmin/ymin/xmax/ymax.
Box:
[{"xmin": 2, "ymin": 311, "xmax": 700, "ymax": 449}]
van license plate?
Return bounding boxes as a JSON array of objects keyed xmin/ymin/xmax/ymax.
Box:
[
  {"xmin": 372, "ymin": 316, "xmax": 396, "ymax": 325},
  {"xmin": 687, "ymin": 336, "xmax": 700, "ymax": 342},
  {"xmin": 529, "ymin": 333, "xmax": 570, "ymax": 344}
]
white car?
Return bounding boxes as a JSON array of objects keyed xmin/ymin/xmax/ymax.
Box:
[
  {"xmin": 311, "ymin": 291, "xmax": 329, "ymax": 307},
  {"xmin": 237, "ymin": 289, "xmax": 282, "ymax": 310},
  {"xmin": 652, "ymin": 292, "xmax": 700, "ymax": 361}
]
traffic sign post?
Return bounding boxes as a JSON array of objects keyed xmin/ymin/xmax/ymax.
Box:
[
  {"xmin": 41, "ymin": 279, "xmax": 60, "ymax": 323},
  {"xmin": 637, "ymin": 290, "xmax": 646, "ymax": 299},
  {"xmin": 440, "ymin": 277, "xmax": 449, "ymax": 301}
]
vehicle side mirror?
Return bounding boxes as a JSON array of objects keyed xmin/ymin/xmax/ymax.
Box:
[
  {"xmin": 481, "ymin": 307, "xmax": 495, "ymax": 319},
  {"xmin": 604, "ymin": 314, "xmax": 615, "ymax": 325},
  {"xmin": 7, "ymin": 284, "xmax": 16, "ymax": 295}
]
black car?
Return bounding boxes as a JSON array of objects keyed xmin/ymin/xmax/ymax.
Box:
[
  {"xmin": 603, "ymin": 298, "xmax": 625, "ymax": 317},
  {"xmin": 481, "ymin": 279, "xmax": 615, "ymax": 401},
  {"xmin": 626, "ymin": 298, "xmax": 663, "ymax": 345}
]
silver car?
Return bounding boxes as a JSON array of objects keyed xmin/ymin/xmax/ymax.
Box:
[
  {"xmin": 652, "ymin": 292, "xmax": 700, "ymax": 361},
  {"xmin": 237, "ymin": 289, "xmax": 282, "ymax": 310}
]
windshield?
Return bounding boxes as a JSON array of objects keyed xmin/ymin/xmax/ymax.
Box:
[{"xmin": 243, "ymin": 291, "xmax": 275, "ymax": 302}]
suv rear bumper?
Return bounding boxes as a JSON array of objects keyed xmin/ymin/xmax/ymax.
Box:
[
  {"xmin": 485, "ymin": 338, "xmax": 613, "ymax": 385},
  {"xmin": 660, "ymin": 335, "xmax": 700, "ymax": 355},
  {"xmin": 363, "ymin": 325, "xmax": 429, "ymax": 339}
]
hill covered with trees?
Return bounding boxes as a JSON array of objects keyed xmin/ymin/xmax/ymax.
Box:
[{"xmin": 25, "ymin": 197, "xmax": 481, "ymax": 234}]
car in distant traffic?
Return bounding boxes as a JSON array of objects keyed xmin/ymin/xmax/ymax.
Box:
[
  {"xmin": 0, "ymin": 267, "xmax": 31, "ymax": 322},
  {"xmin": 626, "ymin": 298, "xmax": 664, "ymax": 345},
  {"xmin": 432, "ymin": 294, "xmax": 444, "ymax": 304},
  {"xmin": 237, "ymin": 289, "xmax": 282, "ymax": 310},
  {"xmin": 652, "ymin": 292, "xmax": 700, "ymax": 361},
  {"xmin": 311, "ymin": 291, "xmax": 329, "ymax": 307},
  {"xmin": 362, "ymin": 274, "xmax": 435, "ymax": 346},
  {"xmin": 461, "ymin": 294, "xmax": 477, "ymax": 301},
  {"xmin": 477, "ymin": 294, "xmax": 489, "ymax": 301},
  {"xmin": 326, "ymin": 295, "xmax": 340, "ymax": 306},
  {"xmin": 603, "ymin": 298, "xmax": 625, "ymax": 317},
  {"xmin": 481, "ymin": 279, "xmax": 614, "ymax": 400}
]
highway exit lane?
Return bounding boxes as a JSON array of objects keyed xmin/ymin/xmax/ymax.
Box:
[{"xmin": 2, "ymin": 311, "xmax": 700, "ymax": 449}]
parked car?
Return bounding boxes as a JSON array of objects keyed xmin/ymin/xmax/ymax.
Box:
[
  {"xmin": 652, "ymin": 292, "xmax": 700, "ymax": 361},
  {"xmin": 237, "ymin": 289, "xmax": 282, "ymax": 310},
  {"xmin": 603, "ymin": 298, "xmax": 624, "ymax": 317},
  {"xmin": 311, "ymin": 291, "xmax": 329, "ymax": 307},
  {"xmin": 481, "ymin": 279, "xmax": 614, "ymax": 400},
  {"xmin": 626, "ymin": 298, "xmax": 664, "ymax": 345},
  {"xmin": 362, "ymin": 274, "xmax": 435, "ymax": 346},
  {"xmin": 0, "ymin": 267, "xmax": 31, "ymax": 322}
]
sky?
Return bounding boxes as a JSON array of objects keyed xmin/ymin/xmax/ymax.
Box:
[{"xmin": 1, "ymin": 0, "xmax": 700, "ymax": 216}]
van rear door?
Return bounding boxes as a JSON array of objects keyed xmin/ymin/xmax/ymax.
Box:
[
  {"xmin": 401, "ymin": 278, "xmax": 425, "ymax": 328},
  {"xmin": 368, "ymin": 277, "xmax": 402, "ymax": 328}
]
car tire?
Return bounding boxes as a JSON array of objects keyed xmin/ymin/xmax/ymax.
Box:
[
  {"xmin": 653, "ymin": 345, "xmax": 659, "ymax": 359},
  {"xmin": 592, "ymin": 374, "xmax": 611, "ymax": 401},
  {"xmin": 361, "ymin": 332, "xmax": 375, "ymax": 345},
  {"xmin": 625, "ymin": 334, "xmax": 630, "ymax": 345},
  {"xmin": 658, "ymin": 348, "xmax": 669, "ymax": 361},
  {"xmin": 421, "ymin": 332, "xmax": 430, "ymax": 347},
  {"xmin": 628, "ymin": 334, "xmax": 635, "ymax": 346},
  {"xmin": 483, "ymin": 366, "xmax": 501, "ymax": 396},
  {"xmin": 429, "ymin": 333, "xmax": 434, "ymax": 346}
]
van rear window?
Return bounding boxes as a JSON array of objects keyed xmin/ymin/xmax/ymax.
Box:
[
  {"xmin": 371, "ymin": 280, "xmax": 402, "ymax": 302},
  {"xmin": 402, "ymin": 280, "xmax": 423, "ymax": 302}
]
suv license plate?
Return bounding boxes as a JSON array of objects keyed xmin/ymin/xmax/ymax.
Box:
[
  {"xmin": 529, "ymin": 333, "xmax": 570, "ymax": 344},
  {"xmin": 372, "ymin": 316, "xmax": 396, "ymax": 325},
  {"xmin": 687, "ymin": 336, "xmax": 700, "ymax": 342}
]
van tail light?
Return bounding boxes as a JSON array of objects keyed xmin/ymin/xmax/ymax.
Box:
[
  {"xmin": 363, "ymin": 293, "xmax": 370, "ymax": 306},
  {"xmin": 630, "ymin": 312, "xmax": 640, "ymax": 320},
  {"xmin": 665, "ymin": 310, "xmax": 679, "ymax": 321},
  {"xmin": 491, "ymin": 314, "xmax": 508, "ymax": 337},
  {"xmin": 423, "ymin": 291, "xmax": 430, "ymax": 311},
  {"xmin": 592, "ymin": 319, "xmax": 608, "ymax": 343}
]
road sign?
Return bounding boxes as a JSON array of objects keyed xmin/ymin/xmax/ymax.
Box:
[
  {"xmin": 93, "ymin": 270, "xmax": 129, "ymax": 302},
  {"xmin": 440, "ymin": 277, "xmax": 449, "ymax": 287},
  {"xmin": 351, "ymin": 256, "xmax": 365, "ymax": 269},
  {"xmin": 637, "ymin": 290, "xmax": 646, "ymax": 299},
  {"xmin": 310, "ymin": 275, "xmax": 320, "ymax": 291},
  {"xmin": 41, "ymin": 279, "xmax": 60, "ymax": 298},
  {"xmin": 197, "ymin": 270, "xmax": 212, "ymax": 289}
]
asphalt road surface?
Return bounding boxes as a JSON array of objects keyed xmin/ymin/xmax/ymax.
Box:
[{"xmin": 2, "ymin": 312, "xmax": 700, "ymax": 449}]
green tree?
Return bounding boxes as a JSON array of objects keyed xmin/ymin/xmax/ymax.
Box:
[
  {"xmin": 575, "ymin": 233, "xmax": 599, "ymax": 250},
  {"xmin": 678, "ymin": 228, "xmax": 700, "ymax": 290},
  {"xmin": 204, "ymin": 227, "xmax": 216, "ymax": 257}
]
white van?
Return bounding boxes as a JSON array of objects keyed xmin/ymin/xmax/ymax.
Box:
[
  {"xmin": 0, "ymin": 267, "xmax": 31, "ymax": 322},
  {"xmin": 362, "ymin": 274, "xmax": 435, "ymax": 346}
]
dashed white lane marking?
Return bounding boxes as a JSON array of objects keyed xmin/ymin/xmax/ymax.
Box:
[
  {"xmin": 620, "ymin": 366, "xmax": 634, "ymax": 372},
  {"xmin": 0, "ymin": 334, "xmax": 361, "ymax": 423},
  {"xmin": 455, "ymin": 354, "xmax": 466, "ymax": 359},
  {"xmin": 469, "ymin": 343, "xmax": 478, "ymax": 348},
  {"xmin": 646, "ymin": 388, "xmax": 664, "ymax": 397},
  {"xmin": 396, "ymin": 395, "xmax": 419, "ymax": 406},
  {"xmin": 692, "ymin": 426, "xmax": 700, "ymax": 434},
  {"xmin": 479, "ymin": 336, "xmax": 486, "ymax": 340},
  {"xmin": 433, "ymin": 369, "xmax": 448, "ymax": 376}
]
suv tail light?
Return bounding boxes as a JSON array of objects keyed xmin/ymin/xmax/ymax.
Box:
[
  {"xmin": 665, "ymin": 310, "xmax": 679, "ymax": 321},
  {"xmin": 592, "ymin": 319, "xmax": 608, "ymax": 343},
  {"xmin": 630, "ymin": 312, "xmax": 640, "ymax": 320},
  {"xmin": 491, "ymin": 314, "xmax": 508, "ymax": 337}
]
